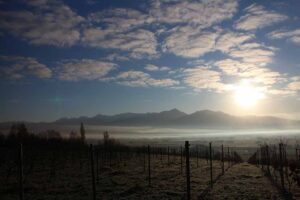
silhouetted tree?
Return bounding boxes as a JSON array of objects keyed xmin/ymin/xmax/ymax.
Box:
[
  {"xmin": 80, "ymin": 122, "xmax": 86, "ymax": 143},
  {"xmin": 46, "ymin": 130, "xmax": 62, "ymax": 140},
  {"xmin": 69, "ymin": 130, "xmax": 79, "ymax": 140},
  {"xmin": 7, "ymin": 123, "xmax": 29, "ymax": 143}
]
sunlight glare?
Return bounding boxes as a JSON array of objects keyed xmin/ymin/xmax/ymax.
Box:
[{"xmin": 234, "ymin": 80, "xmax": 265, "ymax": 108}]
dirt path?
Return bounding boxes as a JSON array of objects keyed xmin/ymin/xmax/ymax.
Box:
[{"xmin": 204, "ymin": 163, "xmax": 285, "ymax": 200}]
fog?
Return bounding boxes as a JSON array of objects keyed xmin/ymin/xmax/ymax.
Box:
[{"xmin": 2, "ymin": 124, "xmax": 298, "ymax": 148}]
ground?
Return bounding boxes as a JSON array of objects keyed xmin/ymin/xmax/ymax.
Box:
[
  {"xmin": 0, "ymin": 148, "xmax": 296, "ymax": 200},
  {"xmin": 205, "ymin": 163, "xmax": 285, "ymax": 200}
]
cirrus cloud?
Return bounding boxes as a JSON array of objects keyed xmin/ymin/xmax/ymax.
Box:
[
  {"xmin": 0, "ymin": 55, "xmax": 52, "ymax": 79},
  {"xmin": 234, "ymin": 4, "xmax": 288, "ymax": 31},
  {"xmin": 56, "ymin": 59, "xmax": 117, "ymax": 81}
]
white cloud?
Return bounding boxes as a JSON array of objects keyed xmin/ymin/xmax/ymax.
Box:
[
  {"xmin": 82, "ymin": 28, "xmax": 157, "ymax": 57},
  {"xmin": 287, "ymin": 81, "xmax": 300, "ymax": 91},
  {"xmin": 228, "ymin": 42, "xmax": 275, "ymax": 64},
  {"xmin": 162, "ymin": 26, "xmax": 217, "ymax": 58},
  {"xmin": 56, "ymin": 59, "xmax": 117, "ymax": 81},
  {"xmin": 215, "ymin": 31, "xmax": 253, "ymax": 53},
  {"xmin": 150, "ymin": 0, "xmax": 238, "ymax": 28},
  {"xmin": 105, "ymin": 53, "xmax": 129, "ymax": 62},
  {"xmin": 88, "ymin": 8, "xmax": 149, "ymax": 32},
  {"xmin": 268, "ymin": 29, "xmax": 300, "ymax": 45},
  {"xmin": 0, "ymin": 55, "xmax": 52, "ymax": 79},
  {"xmin": 145, "ymin": 64, "xmax": 170, "ymax": 71},
  {"xmin": 214, "ymin": 57, "xmax": 283, "ymax": 86},
  {"xmin": 234, "ymin": 4, "xmax": 287, "ymax": 31},
  {"xmin": 183, "ymin": 67, "xmax": 230, "ymax": 92},
  {"xmin": 0, "ymin": 0, "xmax": 84, "ymax": 46},
  {"xmin": 115, "ymin": 70, "xmax": 179, "ymax": 87}
]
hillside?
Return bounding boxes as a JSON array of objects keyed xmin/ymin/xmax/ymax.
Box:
[{"xmin": 53, "ymin": 109, "xmax": 300, "ymax": 129}]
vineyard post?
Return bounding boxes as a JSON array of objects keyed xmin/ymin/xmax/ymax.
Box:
[
  {"xmin": 221, "ymin": 144, "xmax": 224, "ymax": 175},
  {"xmin": 260, "ymin": 147, "xmax": 263, "ymax": 170},
  {"xmin": 196, "ymin": 146, "xmax": 199, "ymax": 168},
  {"xmin": 167, "ymin": 146, "xmax": 170, "ymax": 166},
  {"xmin": 148, "ymin": 145, "xmax": 151, "ymax": 186},
  {"xmin": 143, "ymin": 146, "xmax": 146, "ymax": 172},
  {"xmin": 266, "ymin": 145, "xmax": 270, "ymax": 175},
  {"xmin": 19, "ymin": 143, "xmax": 24, "ymax": 200},
  {"xmin": 296, "ymin": 148, "xmax": 299, "ymax": 161},
  {"xmin": 96, "ymin": 149, "xmax": 99, "ymax": 183},
  {"xmin": 279, "ymin": 143, "xmax": 285, "ymax": 191},
  {"xmin": 227, "ymin": 147, "xmax": 230, "ymax": 168},
  {"xmin": 180, "ymin": 146, "xmax": 183, "ymax": 174},
  {"xmin": 185, "ymin": 141, "xmax": 191, "ymax": 200},
  {"xmin": 209, "ymin": 142, "xmax": 213, "ymax": 188},
  {"xmin": 90, "ymin": 144, "xmax": 96, "ymax": 200}
]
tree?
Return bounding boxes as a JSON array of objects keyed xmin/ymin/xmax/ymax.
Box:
[
  {"xmin": 69, "ymin": 130, "xmax": 79, "ymax": 140},
  {"xmin": 80, "ymin": 122, "xmax": 86, "ymax": 143}
]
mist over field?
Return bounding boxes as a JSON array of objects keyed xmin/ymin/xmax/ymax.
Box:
[{"xmin": 1, "ymin": 123, "xmax": 300, "ymax": 147}]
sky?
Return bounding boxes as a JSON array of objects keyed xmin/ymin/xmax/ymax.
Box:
[{"xmin": 0, "ymin": 0, "xmax": 300, "ymax": 122}]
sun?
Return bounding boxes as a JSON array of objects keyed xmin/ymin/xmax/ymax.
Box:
[{"xmin": 233, "ymin": 80, "xmax": 265, "ymax": 108}]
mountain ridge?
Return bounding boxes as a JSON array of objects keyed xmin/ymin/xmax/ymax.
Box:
[{"xmin": 53, "ymin": 109, "xmax": 300, "ymax": 129}]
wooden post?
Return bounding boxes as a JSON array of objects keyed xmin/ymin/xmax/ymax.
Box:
[
  {"xmin": 167, "ymin": 146, "xmax": 170, "ymax": 166},
  {"xmin": 19, "ymin": 143, "xmax": 24, "ymax": 200},
  {"xmin": 196, "ymin": 147, "xmax": 199, "ymax": 168},
  {"xmin": 148, "ymin": 145, "xmax": 151, "ymax": 186},
  {"xmin": 279, "ymin": 143, "xmax": 285, "ymax": 190},
  {"xmin": 96, "ymin": 149, "xmax": 99, "ymax": 183},
  {"xmin": 90, "ymin": 144, "xmax": 96, "ymax": 200},
  {"xmin": 180, "ymin": 146, "xmax": 183, "ymax": 174},
  {"xmin": 221, "ymin": 144, "xmax": 224, "ymax": 175},
  {"xmin": 227, "ymin": 147, "xmax": 230, "ymax": 168},
  {"xmin": 266, "ymin": 145, "xmax": 270, "ymax": 175},
  {"xmin": 185, "ymin": 141, "xmax": 191, "ymax": 200},
  {"xmin": 143, "ymin": 146, "xmax": 146, "ymax": 172},
  {"xmin": 260, "ymin": 147, "xmax": 263, "ymax": 170},
  {"xmin": 209, "ymin": 142, "xmax": 213, "ymax": 188},
  {"xmin": 296, "ymin": 148, "xmax": 299, "ymax": 161}
]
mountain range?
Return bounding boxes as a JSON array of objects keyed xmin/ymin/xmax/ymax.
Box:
[{"xmin": 54, "ymin": 109, "xmax": 300, "ymax": 129}]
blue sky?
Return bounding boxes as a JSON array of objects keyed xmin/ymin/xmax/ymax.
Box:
[{"xmin": 0, "ymin": 0, "xmax": 300, "ymax": 122}]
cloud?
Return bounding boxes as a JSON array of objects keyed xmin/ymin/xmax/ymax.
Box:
[
  {"xmin": 145, "ymin": 64, "xmax": 170, "ymax": 71},
  {"xmin": 215, "ymin": 31, "xmax": 253, "ymax": 53},
  {"xmin": 162, "ymin": 26, "xmax": 217, "ymax": 58},
  {"xmin": 0, "ymin": 0, "xmax": 84, "ymax": 46},
  {"xmin": 81, "ymin": 8, "xmax": 158, "ymax": 58},
  {"xmin": 215, "ymin": 58, "xmax": 283, "ymax": 86},
  {"xmin": 82, "ymin": 28, "xmax": 157, "ymax": 57},
  {"xmin": 56, "ymin": 59, "xmax": 117, "ymax": 81},
  {"xmin": 227, "ymin": 42, "xmax": 276, "ymax": 64},
  {"xmin": 88, "ymin": 8, "xmax": 149, "ymax": 32},
  {"xmin": 0, "ymin": 55, "xmax": 52, "ymax": 79},
  {"xmin": 234, "ymin": 4, "xmax": 287, "ymax": 31},
  {"xmin": 183, "ymin": 67, "xmax": 230, "ymax": 92},
  {"xmin": 268, "ymin": 29, "xmax": 300, "ymax": 45},
  {"xmin": 114, "ymin": 70, "xmax": 179, "ymax": 87},
  {"xmin": 105, "ymin": 53, "xmax": 130, "ymax": 62},
  {"xmin": 150, "ymin": 0, "xmax": 238, "ymax": 28},
  {"xmin": 162, "ymin": 26, "xmax": 256, "ymax": 58},
  {"xmin": 287, "ymin": 81, "xmax": 300, "ymax": 91}
]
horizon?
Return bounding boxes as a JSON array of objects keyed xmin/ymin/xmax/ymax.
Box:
[
  {"xmin": 1, "ymin": 0, "xmax": 300, "ymax": 122},
  {"xmin": 2, "ymin": 108, "xmax": 299, "ymax": 123}
]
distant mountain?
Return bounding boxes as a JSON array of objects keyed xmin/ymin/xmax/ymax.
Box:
[{"xmin": 53, "ymin": 109, "xmax": 300, "ymax": 129}]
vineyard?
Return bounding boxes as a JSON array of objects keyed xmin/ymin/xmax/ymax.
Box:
[
  {"xmin": 248, "ymin": 143, "xmax": 300, "ymax": 199},
  {"xmin": 0, "ymin": 124, "xmax": 300, "ymax": 199}
]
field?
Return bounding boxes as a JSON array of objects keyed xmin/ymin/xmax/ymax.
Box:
[
  {"xmin": 1, "ymin": 141, "xmax": 297, "ymax": 200},
  {"xmin": 1, "ymin": 124, "xmax": 300, "ymax": 200}
]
